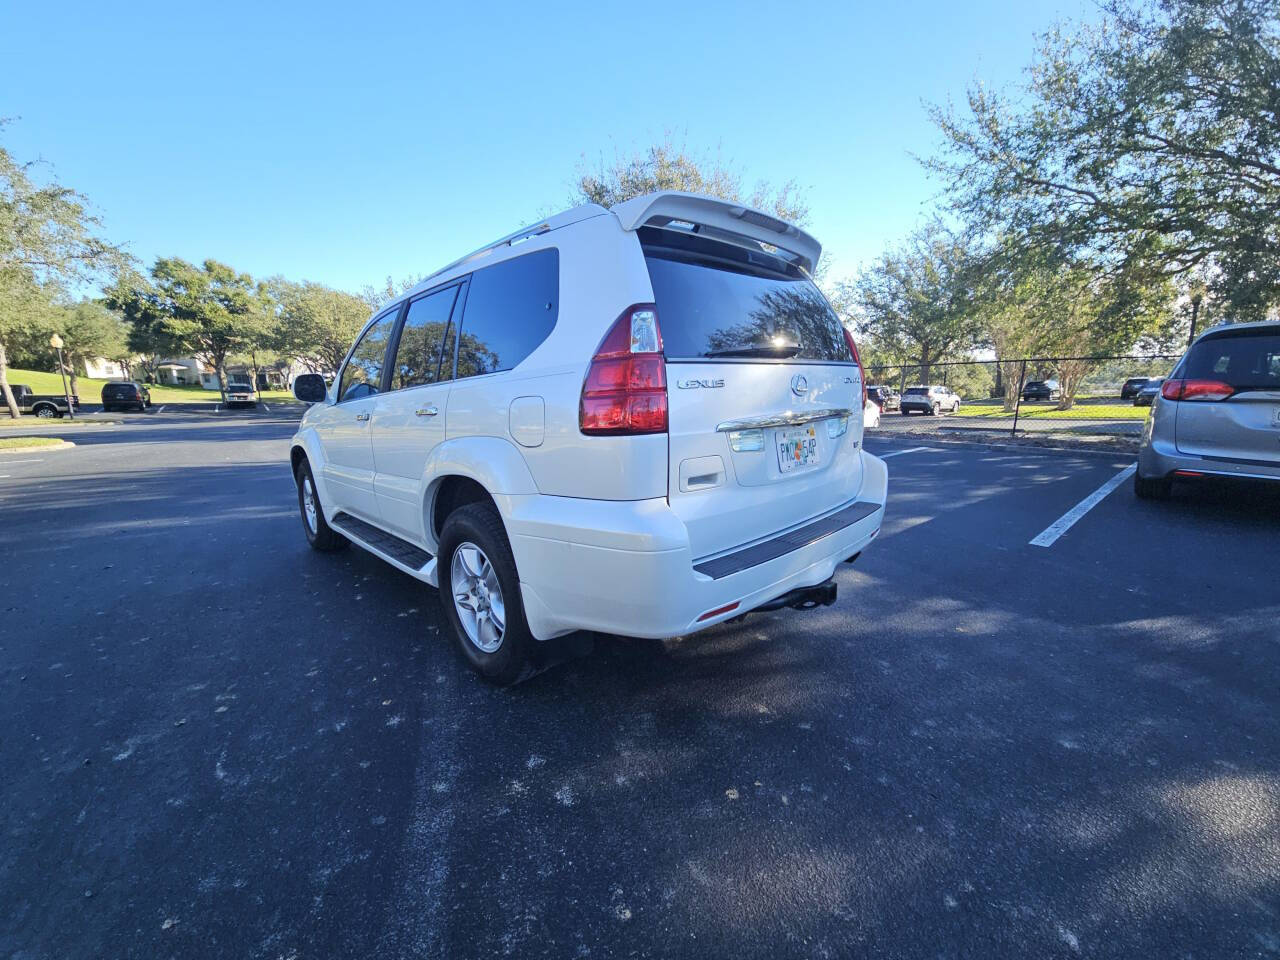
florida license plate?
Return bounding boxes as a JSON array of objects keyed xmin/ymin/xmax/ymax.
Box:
[{"xmin": 777, "ymin": 425, "xmax": 820, "ymax": 472}]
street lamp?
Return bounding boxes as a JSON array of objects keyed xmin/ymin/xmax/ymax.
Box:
[{"xmin": 49, "ymin": 334, "xmax": 74, "ymax": 420}]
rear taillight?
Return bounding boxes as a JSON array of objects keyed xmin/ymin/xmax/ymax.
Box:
[
  {"xmin": 1160, "ymin": 379, "xmax": 1234, "ymax": 402},
  {"xmin": 842, "ymin": 326, "xmax": 867, "ymax": 408},
  {"xmin": 579, "ymin": 304, "xmax": 667, "ymax": 435}
]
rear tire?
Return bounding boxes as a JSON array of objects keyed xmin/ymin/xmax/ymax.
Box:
[
  {"xmin": 295, "ymin": 459, "xmax": 347, "ymax": 552},
  {"xmin": 438, "ymin": 503, "xmax": 534, "ymax": 686},
  {"xmin": 1134, "ymin": 470, "xmax": 1172, "ymax": 501},
  {"xmin": 931, "ymin": 403, "xmax": 940, "ymax": 416}
]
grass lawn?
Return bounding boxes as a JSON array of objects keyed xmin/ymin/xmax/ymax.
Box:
[
  {"xmin": 953, "ymin": 399, "xmax": 1149, "ymax": 420},
  {"xmin": 0, "ymin": 436, "xmax": 66, "ymax": 450},
  {"xmin": 5, "ymin": 368, "xmax": 296, "ymax": 405}
]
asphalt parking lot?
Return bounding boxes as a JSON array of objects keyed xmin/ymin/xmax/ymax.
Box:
[{"xmin": 2, "ymin": 408, "xmax": 1277, "ymax": 959}]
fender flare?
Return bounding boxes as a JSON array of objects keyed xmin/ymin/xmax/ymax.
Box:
[
  {"xmin": 289, "ymin": 428, "xmax": 331, "ymax": 509},
  {"xmin": 423, "ymin": 435, "xmax": 538, "ymax": 499}
]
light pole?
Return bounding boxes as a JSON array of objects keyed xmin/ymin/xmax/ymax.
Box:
[
  {"xmin": 49, "ymin": 334, "xmax": 74, "ymax": 420},
  {"xmin": 1188, "ymin": 292, "xmax": 1203, "ymax": 348}
]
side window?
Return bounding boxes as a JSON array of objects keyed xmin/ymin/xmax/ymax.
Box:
[
  {"xmin": 391, "ymin": 286, "xmax": 459, "ymax": 391},
  {"xmin": 455, "ymin": 248, "xmax": 558, "ymax": 380},
  {"xmin": 338, "ymin": 311, "xmax": 397, "ymax": 403}
]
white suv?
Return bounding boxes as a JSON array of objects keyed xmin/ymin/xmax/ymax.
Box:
[{"xmin": 290, "ymin": 191, "xmax": 888, "ymax": 683}]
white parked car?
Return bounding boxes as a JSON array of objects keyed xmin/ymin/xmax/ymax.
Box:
[
  {"xmin": 225, "ymin": 380, "xmax": 258, "ymax": 407},
  {"xmin": 290, "ymin": 192, "xmax": 888, "ymax": 683},
  {"xmin": 863, "ymin": 398, "xmax": 881, "ymax": 429}
]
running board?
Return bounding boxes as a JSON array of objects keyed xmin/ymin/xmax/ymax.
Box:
[
  {"xmin": 692, "ymin": 501, "xmax": 880, "ymax": 580},
  {"xmin": 330, "ymin": 512, "xmax": 434, "ymax": 573}
]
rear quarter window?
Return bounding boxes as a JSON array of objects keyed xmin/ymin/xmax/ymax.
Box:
[{"xmin": 454, "ymin": 248, "xmax": 559, "ymax": 379}]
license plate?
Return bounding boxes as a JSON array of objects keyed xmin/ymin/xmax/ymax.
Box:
[{"xmin": 776, "ymin": 425, "xmax": 820, "ymax": 473}]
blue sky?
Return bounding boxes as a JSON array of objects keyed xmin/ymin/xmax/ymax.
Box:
[{"xmin": 2, "ymin": 0, "xmax": 1091, "ymax": 294}]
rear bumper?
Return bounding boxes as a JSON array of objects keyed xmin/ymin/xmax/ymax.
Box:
[
  {"xmin": 1139, "ymin": 434, "xmax": 1280, "ymax": 483},
  {"xmin": 501, "ymin": 451, "xmax": 888, "ymax": 640}
]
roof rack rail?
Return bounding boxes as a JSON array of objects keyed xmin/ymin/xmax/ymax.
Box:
[{"xmin": 419, "ymin": 221, "xmax": 552, "ymax": 286}]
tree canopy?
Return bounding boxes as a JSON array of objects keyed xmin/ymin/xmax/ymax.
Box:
[
  {"xmin": 571, "ymin": 137, "xmax": 811, "ymax": 227},
  {"xmin": 846, "ymin": 223, "xmax": 985, "ymax": 383},
  {"xmin": 0, "ymin": 134, "xmax": 125, "ymax": 416},
  {"xmin": 929, "ymin": 0, "xmax": 1280, "ymax": 320}
]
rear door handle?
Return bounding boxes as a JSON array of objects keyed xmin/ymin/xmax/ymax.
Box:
[
  {"xmin": 415, "ymin": 405, "xmax": 439, "ymax": 417},
  {"xmin": 355, "ymin": 412, "xmax": 370, "ymax": 422}
]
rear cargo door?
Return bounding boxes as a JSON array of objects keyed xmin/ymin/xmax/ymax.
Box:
[
  {"xmin": 642, "ymin": 228, "xmax": 864, "ymax": 562},
  {"xmin": 1174, "ymin": 327, "xmax": 1280, "ymax": 465}
]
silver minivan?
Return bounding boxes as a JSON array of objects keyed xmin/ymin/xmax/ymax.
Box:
[{"xmin": 1135, "ymin": 321, "xmax": 1280, "ymax": 498}]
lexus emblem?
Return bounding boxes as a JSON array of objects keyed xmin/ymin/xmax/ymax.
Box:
[{"xmin": 790, "ymin": 374, "xmax": 809, "ymax": 397}]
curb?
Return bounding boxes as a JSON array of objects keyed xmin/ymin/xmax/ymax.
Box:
[
  {"xmin": 0, "ymin": 440, "xmax": 76, "ymax": 454},
  {"xmin": 904, "ymin": 431, "xmax": 1138, "ymax": 460}
]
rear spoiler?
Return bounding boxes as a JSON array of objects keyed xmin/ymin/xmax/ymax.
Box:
[{"xmin": 610, "ymin": 191, "xmax": 822, "ymax": 275}]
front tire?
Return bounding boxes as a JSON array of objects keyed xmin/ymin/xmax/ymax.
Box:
[
  {"xmin": 438, "ymin": 503, "xmax": 534, "ymax": 686},
  {"xmin": 295, "ymin": 459, "xmax": 347, "ymax": 552},
  {"xmin": 931, "ymin": 403, "xmax": 940, "ymax": 416}
]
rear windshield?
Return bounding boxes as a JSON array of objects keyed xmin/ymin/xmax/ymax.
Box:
[
  {"xmin": 103, "ymin": 384, "xmax": 134, "ymax": 395},
  {"xmin": 904, "ymin": 387, "xmax": 929, "ymax": 396},
  {"xmin": 1181, "ymin": 328, "xmax": 1280, "ymax": 391},
  {"xmin": 640, "ymin": 228, "xmax": 851, "ymax": 364}
]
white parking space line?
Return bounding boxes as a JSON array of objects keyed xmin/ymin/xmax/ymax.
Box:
[
  {"xmin": 261, "ymin": 402, "xmax": 270, "ymax": 412},
  {"xmin": 215, "ymin": 403, "xmax": 222, "ymax": 412},
  {"xmin": 156, "ymin": 405, "xmax": 167, "ymax": 414},
  {"xmin": 0, "ymin": 459, "xmax": 44, "ymax": 465},
  {"xmin": 1030, "ymin": 463, "xmax": 1136, "ymax": 548},
  {"xmin": 877, "ymin": 446, "xmax": 936, "ymax": 459}
]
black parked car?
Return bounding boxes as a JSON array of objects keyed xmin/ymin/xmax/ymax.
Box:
[
  {"xmin": 1021, "ymin": 379, "xmax": 1061, "ymax": 401},
  {"xmin": 101, "ymin": 381, "xmax": 152, "ymax": 412},
  {"xmin": 1120, "ymin": 377, "xmax": 1150, "ymax": 399},
  {"xmin": 866, "ymin": 385, "xmax": 900, "ymax": 411}
]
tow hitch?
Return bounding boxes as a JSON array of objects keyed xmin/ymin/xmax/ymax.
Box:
[{"xmin": 751, "ymin": 578, "xmax": 837, "ymax": 614}]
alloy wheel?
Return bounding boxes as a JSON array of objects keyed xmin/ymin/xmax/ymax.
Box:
[
  {"xmin": 450, "ymin": 541, "xmax": 506, "ymax": 654},
  {"xmin": 301, "ymin": 475, "xmax": 318, "ymax": 534}
]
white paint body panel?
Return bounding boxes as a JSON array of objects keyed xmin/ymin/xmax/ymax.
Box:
[{"xmin": 291, "ymin": 191, "xmax": 889, "ymax": 642}]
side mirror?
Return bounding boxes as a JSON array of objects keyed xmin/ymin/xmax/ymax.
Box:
[{"xmin": 293, "ymin": 373, "xmax": 328, "ymax": 404}]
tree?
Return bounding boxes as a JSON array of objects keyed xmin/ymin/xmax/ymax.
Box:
[
  {"xmin": 0, "ymin": 134, "xmax": 125, "ymax": 417},
  {"xmin": 50, "ymin": 300, "xmax": 127, "ymax": 397},
  {"xmin": 113, "ymin": 258, "xmax": 271, "ymax": 395},
  {"xmin": 273, "ymin": 280, "xmax": 372, "ymax": 374},
  {"xmin": 570, "ymin": 138, "xmax": 815, "ymax": 273},
  {"xmin": 107, "ymin": 269, "xmax": 185, "ymax": 383},
  {"xmin": 847, "ymin": 223, "xmax": 984, "ymax": 383},
  {"xmin": 929, "ymin": 0, "xmax": 1280, "ymax": 320}
]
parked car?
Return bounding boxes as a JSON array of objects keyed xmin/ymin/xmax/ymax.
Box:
[
  {"xmin": 1120, "ymin": 377, "xmax": 1150, "ymax": 400},
  {"xmin": 900, "ymin": 384, "xmax": 961, "ymax": 415},
  {"xmin": 1133, "ymin": 378, "xmax": 1164, "ymax": 406},
  {"xmin": 224, "ymin": 381, "xmax": 258, "ymax": 407},
  {"xmin": 101, "ymin": 381, "xmax": 152, "ymax": 412},
  {"xmin": 863, "ymin": 397, "xmax": 881, "ymax": 429},
  {"xmin": 1135, "ymin": 321, "xmax": 1280, "ymax": 498},
  {"xmin": 1021, "ymin": 379, "xmax": 1061, "ymax": 402},
  {"xmin": 289, "ymin": 191, "xmax": 888, "ymax": 684},
  {"xmin": 866, "ymin": 385, "xmax": 899, "ymax": 411},
  {"xmin": 7, "ymin": 384, "xmax": 79, "ymax": 418}
]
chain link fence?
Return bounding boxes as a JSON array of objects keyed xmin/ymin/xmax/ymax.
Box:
[{"xmin": 864, "ymin": 355, "xmax": 1182, "ymax": 437}]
